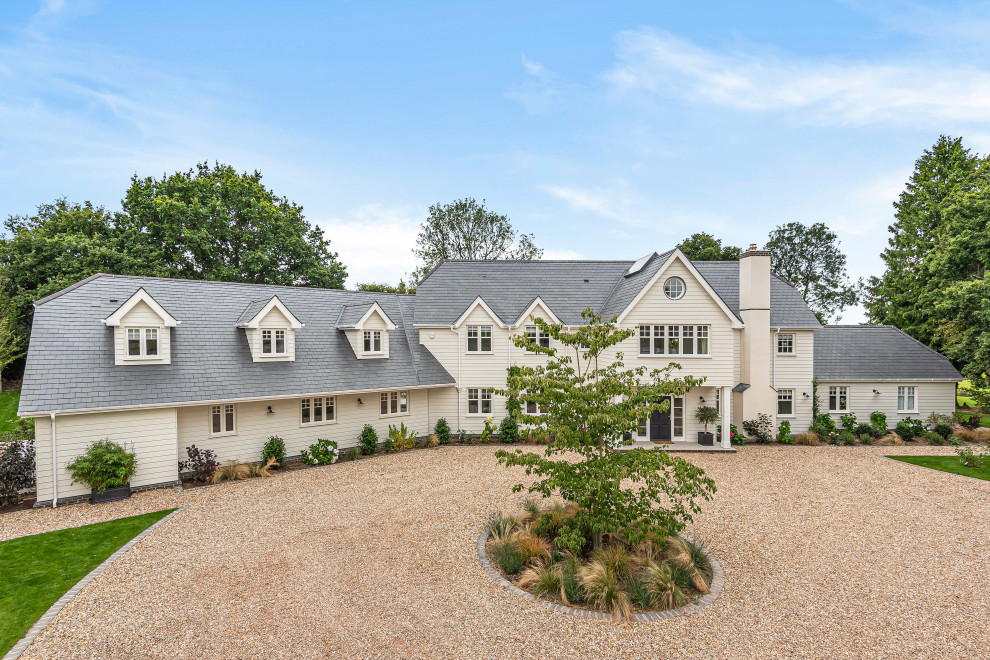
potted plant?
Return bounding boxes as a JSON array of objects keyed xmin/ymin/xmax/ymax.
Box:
[
  {"xmin": 694, "ymin": 405, "xmax": 719, "ymax": 446},
  {"xmin": 66, "ymin": 439, "xmax": 137, "ymax": 504}
]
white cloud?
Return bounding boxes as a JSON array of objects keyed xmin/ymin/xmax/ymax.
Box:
[
  {"xmin": 318, "ymin": 204, "xmax": 423, "ymax": 287},
  {"xmin": 605, "ymin": 28, "xmax": 990, "ymax": 127},
  {"xmin": 541, "ymin": 248, "xmax": 584, "ymax": 260},
  {"xmin": 506, "ymin": 55, "xmax": 576, "ymax": 115}
]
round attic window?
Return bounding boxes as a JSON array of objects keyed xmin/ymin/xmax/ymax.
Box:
[{"xmin": 664, "ymin": 277, "xmax": 685, "ymax": 300}]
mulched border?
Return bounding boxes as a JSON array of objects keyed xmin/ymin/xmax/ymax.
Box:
[
  {"xmin": 477, "ymin": 527, "xmax": 724, "ymax": 622},
  {"xmin": 1, "ymin": 507, "xmax": 185, "ymax": 660}
]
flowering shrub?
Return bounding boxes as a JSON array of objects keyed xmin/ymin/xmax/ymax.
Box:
[
  {"xmin": 956, "ymin": 442, "xmax": 990, "ymax": 468},
  {"xmin": 301, "ymin": 438, "xmax": 338, "ymax": 465},
  {"xmin": 480, "ymin": 416, "xmax": 495, "ymax": 444}
]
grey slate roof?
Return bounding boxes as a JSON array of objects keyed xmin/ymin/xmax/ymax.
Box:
[
  {"xmin": 235, "ymin": 299, "xmax": 275, "ymax": 327},
  {"xmin": 336, "ymin": 302, "xmax": 388, "ymax": 329},
  {"xmin": 19, "ymin": 275, "xmax": 454, "ymax": 415},
  {"xmin": 415, "ymin": 254, "xmax": 820, "ymax": 328},
  {"xmin": 813, "ymin": 325, "xmax": 962, "ymax": 381}
]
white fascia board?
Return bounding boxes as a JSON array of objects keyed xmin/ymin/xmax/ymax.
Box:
[
  {"xmin": 243, "ymin": 296, "xmax": 303, "ymax": 329},
  {"xmin": 452, "ymin": 297, "xmax": 508, "ymax": 329},
  {"xmin": 102, "ymin": 288, "xmax": 180, "ymax": 327},
  {"xmin": 355, "ymin": 302, "xmax": 397, "ymax": 330},
  {"xmin": 511, "ymin": 296, "xmax": 561, "ymax": 328},
  {"xmin": 616, "ymin": 249, "xmax": 744, "ymax": 328}
]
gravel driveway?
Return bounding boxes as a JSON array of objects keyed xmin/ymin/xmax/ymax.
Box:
[{"xmin": 3, "ymin": 444, "xmax": 989, "ymax": 659}]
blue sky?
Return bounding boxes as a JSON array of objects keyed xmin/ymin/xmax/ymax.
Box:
[{"xmin": 3, "ymin": 1, "xmax": 990, "ymax": 321}]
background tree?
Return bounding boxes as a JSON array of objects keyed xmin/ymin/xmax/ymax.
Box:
[
  {"xmin": 0, "ymin": 290, "xmax": 26, "ymax": 391},
  {"xmin": 676, "ymin": 232, "xmax": 740, "ymax": 261},
  {"xmin": 411, "ymin": 197, "xmax": 541, "ymax": 281},
  {"xmin": 496, "ymin": 310, "xmax": 715, "ymax": 554},
  {"xmin": 865, "ymin": 136, "xmax": 985, "ymax": 349},
  {"xmin": 764, "ymin": 222, "xmax": 859, "ymax": 323},
  {"xmin": 356, "ymin": 281, "xmax": 415, "ymax": 294},
  {"xmin": 119, "ymin": 162, "xmax": 346, "ymax": 288}
]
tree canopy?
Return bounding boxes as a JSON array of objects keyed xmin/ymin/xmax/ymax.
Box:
[
  {"xmin": 676, "ymin": 232, "xmax": 740, "ymax": 261},
  {"xmin": 764, "ymin": 222, "xmax": 859, "ymax": 324},
  {"xmin": 411, "ymin": 197, "xmax": 542, "ymax": 281},
  {"xmin": 356, "ymin": 280, "xmax": 415, "ymax": 294}
]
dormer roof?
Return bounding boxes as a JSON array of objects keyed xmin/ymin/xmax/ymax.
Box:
[
  {"xmin": 335, "ymin": 301, "xmax": 396, "ymax": 330},
  {"xmin": 102, "ymin": 288, "xmax": 180, "ymax": 327},
  {"xmin": 235, "ymin": 296, "xmax": 303, "ymax": 329}
]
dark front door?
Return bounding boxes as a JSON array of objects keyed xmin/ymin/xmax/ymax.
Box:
[{"xmin": 650, "ymin": 397, "xmax": 671, "ymax": 441}]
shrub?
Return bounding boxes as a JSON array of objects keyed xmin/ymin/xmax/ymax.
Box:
[
  {"xmin": 716, "ymin": 424, "xmax": 741, "ymax": 444},
  {"xmin": 927, "ymin": 412, "xmax": 954, "ymax": 428},
  {"xmin": 516, "ymin": 560, "xmax": 563, "ymax": 601},
  {"xmin": 895, "ymin": 418, "xmax": 924, "ymax": 441},
  {"xmin": 923, "ymin": 431, "xmax": 946, "ymax": 445},
  {"xmin": 839, "ymin": 430, "xmax": 856, "ymax": 445},
  {"xmin": 344, "ymin": 447, "xmax": 360, "ymax": 461},
  {"xmin": 359, "ymin": 424, "xmax": 378, "ymax": 455},
  {"xmin": 262, "ymin": 436, "xmax": 286, "ymax": 468},
  {"xmin": 0, "ymin": 438, "xmax": 35, "ymax": 506},
  {"xmin": 932, "ymin": 423, "xmax": 953, "ymax": 440},
  {"xmin": 458, "ymin": 429, "xmax": 470, "ymax": 443},
  {"xmin": 870, "ymin": 411, "xmax": 887, "ymax": 435},
  {"xmin": 301, "ymin": 438, "xmax": 338, "ymax": 466},
  {"xmin": 839, "ymin": 413, "xmax": 857, "ymax": 433},
  {"xmin": 859, "ymin": 433, "xmax": 873, "ymax": 444},
  {"xmin": 480, "ymin": 416, "xmax": 495, "ymax": 444},
  {"xmin": 794, "ymin": 432, "xmax": 820, "ymax": 446},
  {"xmin": 810, "ymin": 414, "xmax": 837, "ymax": 439},
  {"xmin": 579, "ymin": 561, "xmax": 632, "ymax": 621},
  {"xmin": 742, "ymin": 413, "xmax": 774, "ymax": 443},
  {"xmin": 854, "ymin": 423, "xmax": 874, "ymax": 438},
  {"xmin": 694, "ymin": 405, "xmax": 719, "ymax": 434},
  {"xmin": 434, "ymin": 417, "xmax": 451, "ymax": 445},
  {"xmin": 491, "ymin": 539, "xmax": 525, "ymax": 575},
  {"xmin": 954, "ymin": 428, "xmax": 976, "ymax": 443},
  {"xmin": 66, "ymin": 439, "xmax": 136, "ymax": 492},
  {"xmin": 498, "ymin": 415, "xmax": 520, "ymax": 443},
  {"xmin": 178, "ymin": 445, "xmax": 220, "ymax": 483},
  {"xmin": 641, "ymin": 563, "xmax": 687, "ymax": 610},
  {"xmin": 777, "ymin": 419, "xmax": 792, "ymax": 443},
  {"xmin": 387, "ymin": 423, "xmax": 417, "ymax": 451},
  {"xmin": 962, "ymin": 414, "xmax": 981, "ymax": 430},
  {"xmin": 956, "ymin": 443, "xmax": 990, "ymax": 468}
]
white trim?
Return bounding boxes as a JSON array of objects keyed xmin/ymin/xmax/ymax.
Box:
[
  {"xmin": 465, "ymin": 387, "xmax": 494, "ymax": 417},
  {"xmin": 897, "ymin": 385, "xmax": 919, "ymax": 413},
  {"xmin": 452, "ymin": 297, "xmax": 508, "ymax": 329},
  {"xmin": 339, "ymin": 301, "xmax": 397, "ymax": 331},
  {"xmin": 239, "ymin": 295, "xmax": 303, "ymax": 329},
  {"xmin": 379, "ymin": 390, "xmax": 410, "ymax": 417},
  {"xmin": 209, "ymin": 403, "xmax": 237, "ymax": 437},
  {"xmin": 511, "ymin": 296, "xmax": 561, "ymax": 328},
  {"xmin": 615, "ymin": 249, "xmax": 744, "ymax": 328},
  {"xmin": 300, "ymin": 395, "xmax": 337, "ymax": 426},
  {"xmin": 260, "ymin": 328, "xmax": 288, "ymax": 357},
  {"xmin": 827, "ymin": 385, "xmax": 850, "ymax": 413},
  {"xmin": 102, "ymin": 288, "xmax": 179, "ymax": 327}
]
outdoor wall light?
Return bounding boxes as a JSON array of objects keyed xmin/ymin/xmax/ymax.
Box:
[
  {"xmin": 357, "ymin": 398, "xmax": 363, "ymax": 405},
  {"xmin": 699, "ymin": 396, "xmax": 706, "ymax": 403},
  {"xmin": 802, "ymin": 392, "xmax": 809, "ymax": 398},
  {"xmin": 873, "ymin": 389, "xmax": 881, "ymax": 395},
  {"xmin": 266, "ymin": 405, "xmax": 274, "ymax": 414}
]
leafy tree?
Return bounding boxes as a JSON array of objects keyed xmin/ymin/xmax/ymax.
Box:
[
  {"xmin": 865, "ymin": 136, "xmax": 985, "ymax": 347},
  {"xmin": 495, "ymin": 310, "xmax": 715, "ymax": 554},
  {"xmin": 764, "ymin": 222, "xmax": 859, "ymax": 323},
  {"xmin": 356, "ymin": 280, "xmax": 415, "ymax": 294},
  {"xmin": 0, "ymin": 291, "xmax": 26, "ymax": 390},
  {"xmin": 677, "ymin": 232, "xmax": 740, "ymax": 261},
  {"xmin": 120, "ymin": 162, "xmax": 346, "ymax": 288},
  {"xmin": 412, "ymin": 197, "xmax": 541, "ymax": 281}
]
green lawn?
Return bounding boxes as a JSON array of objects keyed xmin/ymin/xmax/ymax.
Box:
[
  {"xmin": 0, "ymin": 509, "xmax": 175, "ymax": 655},
  {"xmin": 0, "ymin": 390, "xmax": 27, "ymax": 434},
  {"xmin": 955, "ymin": 380, "xmax": 990, "ymax": 426},
  {"xmin": 888, "ymin": 455, "xmax": 990, "ymax": 481}
]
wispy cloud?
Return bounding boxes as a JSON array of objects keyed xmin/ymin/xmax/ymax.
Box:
[
  {"xmin": 318, "ymin": 204, "xmax": 423, "ymax": 287},
  {"xmin": 605, "ymin": 28, "xmax": 990, "ymax": 127},
  {"xmin": 505, "ymin": 55, "xmax": 576, "ymax": 115}
]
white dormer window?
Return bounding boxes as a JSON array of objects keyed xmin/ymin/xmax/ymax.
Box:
[
  {"xmin": 126, "ymin": 328, "xmax": 159, "ymax": 358},
  {"xmin": 262, "ymin": 329, "xmax": 286, "ymax": 355},
  {"xmin": 104, "ymin": 288, "xmax": 178, "ymax": 366},
  {"xmin": 363, "ymin": 330, "xmax": 382, "ymax": 353}
]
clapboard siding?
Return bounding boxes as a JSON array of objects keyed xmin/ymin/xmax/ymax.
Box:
[
  {"xmin": 817, "ymin": 380, "xmax": 957, "ymax": 427},
  {"xmin": 774, "ymin": 330, "xmax": 816, "ymax": 432}
]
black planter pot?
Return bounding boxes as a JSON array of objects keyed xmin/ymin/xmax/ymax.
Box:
[
  {"xmin": 91, "ymin": 484, "xmax": 131, "ymax": 504},
  {"xmin": 697, "ymin": 431, "xmax": 715, "ymax": 446}
]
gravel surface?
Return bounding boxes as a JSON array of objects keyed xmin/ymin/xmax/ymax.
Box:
[{"xmin": 3, "ymin": 444, "xmax": 989, "ymax": 659}]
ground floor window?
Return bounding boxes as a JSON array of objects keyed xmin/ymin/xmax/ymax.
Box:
[
  {"xmin": 898, "ymin": 386, "xmax": 917, "ymax": 412},
  {"xmin": 380, "ymin": 390, "xmax": 408, "ymax": 416},
  {"xmin": 301, "ymin": 396, "xmax": 336, "ymax": 425},
  {"xmin": 467, "ymin": 388, "xmax": 492, "ymax": 415},
  {"xmin": 525, "ymin": 399, "xmax": 545, "ymax": 415},
  {"xmin": 778, "ymin": 389, "xmax": 794, "ymax": 416},
  {"xmin": 673, "ymin": 397, "xmax": 684, "ymax": 437},
  {"xmin": 210, "ymin": 403, "xmax": 236, "ymax": 435},
  {"xmin": 828, "ymin": 386, "xmax": 848, "ymax": 412}
]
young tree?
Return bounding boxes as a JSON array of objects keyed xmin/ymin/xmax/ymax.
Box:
[
  {"xmin": 411, "ymin": 198, "xmax": 542, "ymax": 281},
  {"xmin": 764, "ymin": 222, "xmax": 859, "ymax": 323},
  {"xmin": 677, "ymin": 232, "xmax": 740, "ymax": 261},
  {"xmin": 866, "ymin": 136, "xmax": 985, "ymax": 348},
  {"xmin": 119, "ymin": 162, "xmax": 347, "ymax": 288},
  {"xmin": 496, "ymin": 310, "xmax": 715, "ymax": 554}
]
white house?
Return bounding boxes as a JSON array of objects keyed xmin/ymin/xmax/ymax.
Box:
[{"xmin": 19, "ymin": 247, "xmax": 962, "ymax": 507}]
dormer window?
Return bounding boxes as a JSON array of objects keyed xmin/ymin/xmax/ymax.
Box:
[
  {"xmin": 127, "ymin": 328, "xmax": 159, "ymax": 358},
  {"xmin": 104, "ymin": 288, "xmax": 179, "ymax": 366},
  {"xmin": 262, "ymin": 329, "xmax": 286, "ymax": 355},
  {"xmin": 337, "ymin": 301, "xmax": 396, "ymax": 360},
  {"xmin": 364, "ymin": 330, "xmax": 382, "ymax": 353},
  {"xmin": 236, "ymin": 296, "xmax": 302, "ymax": 362}
]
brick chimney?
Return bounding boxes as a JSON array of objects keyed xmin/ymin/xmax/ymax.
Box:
[{"xmin": 738, "ymin": 246, "xmax": 775, "ymax": 426}]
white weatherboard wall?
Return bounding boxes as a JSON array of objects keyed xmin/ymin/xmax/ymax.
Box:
[
  {"xmin": 818, "ymin": 381, "xmax": 957, "ymax": 426},
  {"xmin": 113, "ymin": 300, "xmax": 171, "ymax": 365},
  {"xmin": 35, "ymin": 408, "xmax": 179, "ymax": 503},
  {"xmin": 176, "ymin": 389, "xmax": 434, "ymax": 462},
  {"xmin": 773, "ymin": 329, "xmax": 816, "ymax": 433}
]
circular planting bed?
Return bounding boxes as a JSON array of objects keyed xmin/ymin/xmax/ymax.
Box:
[{"xmin": 479, "ymin": 502, "xmax": 723, "ymax": 622}]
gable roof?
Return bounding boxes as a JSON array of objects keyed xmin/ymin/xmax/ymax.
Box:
[
  {"xmin": 235, "ymin": 296, "xmax": 303, "ymax": 329},
  {"xmin": 20, "ymin": 275, "xmax": 453, "ymax": 415},
  {"xmin": 693, "ymin": 262, "xmax": 820, "ymax": 328},
  {"xmin": 335, "ymin": 301, "xmax": 396, "ymax": 330},
  {"xmin": 102, "ymin": 288, "xmax": 180, "ymax": 327},
  {"xmin": 813, "ymin": 325, "xmax": 962, "ymax": 381}
]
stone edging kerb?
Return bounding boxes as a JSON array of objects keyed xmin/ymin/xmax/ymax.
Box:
[
  {"xmin": 2, "ymin": 507, "xmax": 185, "ymax": 660},
  {"xmin": 477, "ymin": 527, "xmax": 724, "ymax": 622}
]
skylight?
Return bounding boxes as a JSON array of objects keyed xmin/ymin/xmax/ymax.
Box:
[{"xmin": 625, "ymin": 254, "xmax": 653, "ymax": 277}]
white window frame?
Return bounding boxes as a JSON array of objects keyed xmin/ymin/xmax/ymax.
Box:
[
  {"xmin": 363, "ymin": 330, "xmax": 383, "ymax": 354},
  {"xmin": 467, "ymin": 387, "xmax": 493, "ymax": 416},
  {"xmin": 777, "ymin": 333, "xmax": 795, "ymax": 355},
  {"xmin": 524, "ymin": 325, "xmax": 551, "ymax": 352},
  {"xmin": 777, "ymin": 389, "xmax": 794, "ymax": 417},
  {"xmin": 638, "ymin": 325, "xmax": 710, "ymax": 357},
  {"xmin": 210, "ymin": 404, "xmax": 236, "ymax": 436},
  {"xmin": 466, "ymin": 326, "xmax": 493, "ymax": 353},
  {"xmin": 828, "ymin": 386, "xmax": 849, "ymax": 412},
  {"xmin": 663, "ymin": 277, "xmax": 685, "ymax": 300},
  {"xmin": 125, "ymin": 327, "xmax": 160, "ymax": 359},
  {"xmin": 379, "ymin": 390, "xmax": 409, "ymax": 417},
  {"xmin": 301, "ymin": 396, "xmax": 337, "ymax": 426},
  {"xmin": 261, "ymin": 328, "xmax": 287, "ymax": 356},
  {"xmin": 672, "ymin": 397, "xmax": 684, "ymax": 438},
  {"xmin": 897, "ymin": 386, "xmax": 918, "ymax": 413}
]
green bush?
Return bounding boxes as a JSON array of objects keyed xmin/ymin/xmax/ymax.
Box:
[
  {"xmin": 344, "ymin": 447, "xmax": 360, "ymax": 461},
  {"xmin": 0, "ymin": 437, "xmax": 36, "ymax": 506},
  {"xmin": 859, "ymin": 433, "xmax": 873, "ymax": 444},
  {"xmin": 300, "ymin": 438, "xmax": 338, "ymax": 465},
  {"xmin": 742, "ymin": 413, "xmax": 774, "ymax": 443},
  {"xmin": 387, "ymin": 423, "xmax": 417, "ymax": 451},
  {"xmin": 854, "ymin": 423, "xmax": 874, "ymax": 438},
  {"xmin": 811, "ymin": 413, "xmax": 837, "ymax": 439},
  {"xmin": 66, "ymin": 439, "xmax": 136, "ymax": 492},
  {"xmin": 839, "ymin": 430, "xmax": 856, "ymax": 445},
  {"xmin": 777, "ymin": 419, "xmax": 792, "ymax": 443},
  {"xmin": 839, "ymin": 413, "xmax": 857, "ymax": 433},
  {"xmin": 870, "ymin": 411, "xmax": 887, "ymax": 435},
  {"xmin": 434, "ymin": 417, "xmax": 451, "ymax": 445},
  {"xmin": 932, "ymin": 423, "xmax": 953, "ymax": 439},
  {"xmin": 359, "ymin": 424, "xmax": 378, "ymax": 455},
  {"xmin": 498, "ymin": 415, "xmax": 520, "ymax": 443},
  {"xmin": 492, "ymin": 542, "xmax": 524, "ymax": 575},
  {"xmin": 262, "ymin": 436, "xmax": 286, "ymax": 467},
  {"xmin": 895, "ymin": 417, "xmax": 924, "ymax": 441},
  {"xmin": 458, "ymin": 428, "xmax": 470, "ymax": 443},
  {"xmin": 923, "ymin": 431, "xmax": 946, "ymax": 445}
]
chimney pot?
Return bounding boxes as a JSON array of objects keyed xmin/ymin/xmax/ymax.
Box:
[{"xmin": 748, "ymin": 243, "xmax": 757, "ymax": 251}]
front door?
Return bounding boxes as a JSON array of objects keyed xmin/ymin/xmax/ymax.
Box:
[{"xmin": 650, "ymin": 397, "xmax": 672, "ymax": 441}]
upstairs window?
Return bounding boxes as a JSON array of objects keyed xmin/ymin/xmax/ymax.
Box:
[
  {"xmin": 126, "ymin": 328, "xmax": 159, "ymax": 358},
  {"xmin": 467, "ymin": 326, "xmax": 492, "ymax": 352},
  {"xmin": 777, "ymin": 333, "xmax": 795, "ymax": 354},
  {"xmin": 210, "ymin": 404, "xmax": 236, "ymax": 436},
  {"xmin": 363, "ymin": 330, "xmax": 382, "ymax": 353},
  {"xmin": 828, "ymin": 386, "xmax": 849, "ymax": 412},
  {"xmin": 663, "ymin": 277, "xmax": 685, "ymax": 300},
  {"xmin": 301, "ymin": 396, "xmax": 336, "ymax": 425},
  {"xmin": 467, "ymin": 388, "xmax": 493, "ymax": 415},
  {"xmin": 525, "ymin": 326, "xmax": 551, "ymax": 352},
  {"xmin": 639, "ymin": 325, "xmax": 709, "ymax": 356},
  {"xmin": 898, "ymin": 386, "xmax": 917, "ymax": 412},
  {"xmin": 380, "ymin": 390, "xmax": 409, "ymax": 416},
  {"xmin": 261, "ymin": 329, "xmax": 286, "ymax": 355}
]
